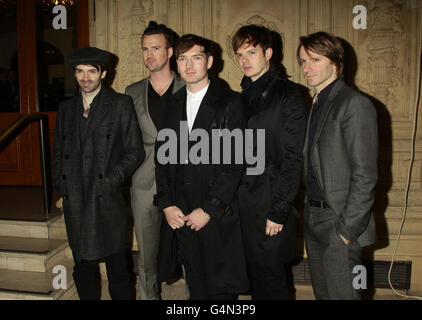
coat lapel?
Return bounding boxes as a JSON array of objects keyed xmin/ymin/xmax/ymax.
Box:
[
  {"xmin": 310, "ymin": 79, "xmax": 346, "ymax": 150},
  {"xmin": 190, "ymin": 80, "xmax": 218, "ymax": 132},
  {"xmin": 73, "ymin": 96, "xmax": 82, "ymax": 152},
  {"xmin": 82, "ymin": 87, "xmax": 112, "ymax": 150}
]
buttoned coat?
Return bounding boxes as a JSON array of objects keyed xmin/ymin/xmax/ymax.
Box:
[
  {"xmin": 154, "ymin": 78, "xmax": 249, "ymax": 292},
  {"xmin": 303, "ymin": 79, "xmax": 378, "ymax": 246},
  {"xmin": 236, "ymin": 69, "xmax": 307, "ymax": 265},
  {"xmin": 52, "ymin": 87, "xmax": 145, "ymax": 260}
]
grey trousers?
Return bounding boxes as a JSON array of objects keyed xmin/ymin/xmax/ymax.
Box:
[
  {"xmin": 131, "ymin": 186, "xmax": 162, "ymax": 300},
  {"xmin": 304, "ymin": 204, "xmax": 362, "ymax": 300}
]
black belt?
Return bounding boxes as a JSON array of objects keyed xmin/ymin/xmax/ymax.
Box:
[{"xmin": 306, "ymin": 199, "xmax": 329, "ymax": 209}]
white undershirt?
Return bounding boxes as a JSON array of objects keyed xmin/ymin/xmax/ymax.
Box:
[{"xmin": 186, "ymin": 82, "xmax": 210, "ymax": 132}]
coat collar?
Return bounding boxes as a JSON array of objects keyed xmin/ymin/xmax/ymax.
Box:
[
  {"xmin": 241, "ymin": 66, "xmax": 282, "ymax": 119},
  {"xmin": 174, "ymin": 77, "xmax": 221, "ymax": 132},
  {"xmin": 76, "ymin": 86, "xmax": 114, "ymax": 151}
]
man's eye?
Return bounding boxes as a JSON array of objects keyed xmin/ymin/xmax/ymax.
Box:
[
  {"xmin": 178, "ymin": 57, "xmax": 185, "ymax": 62},
  {"xmin": 235, "ymin": 54, "xmax": 242, "ymax": 59}
]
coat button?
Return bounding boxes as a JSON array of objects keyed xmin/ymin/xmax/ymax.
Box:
[
  {"xmin": 62, "ymin": 135, "xmax": 66, "ymax": 140},
  {"xmin": 62, "ymin": 175, "xmax": 67, "ymax": 180},
  {"xmin": 106, "ymin": 134, "xmax": 111, "ymax": 139},
  {"xmin": 63, "ymin": 195, "xmax": 68, "ymax": 200},
  {"xmin": 64, "ymin": 155, "xmax": 69, "ymax": 160},
  {"xmin": 98, "ymin": 174, "xmax": 104, "ymax": 179}
]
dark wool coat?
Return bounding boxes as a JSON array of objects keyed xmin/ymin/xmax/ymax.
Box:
[
  {"xmin": 154, "ymin": 78, "xmax": 249, "ymax": 293},
  {"xmin": 52, "ymin": 87, "xmax": 145, "ymax": 260},
  {"xmin": 237, "ymin": 68, "xmax": 307, "ymax": 265}
]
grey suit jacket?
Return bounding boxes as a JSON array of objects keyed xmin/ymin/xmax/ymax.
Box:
[
  {"xmin": 125, "ymin": 73, "xmax": 185, "ymax": 191},
  {"xmin": 303, "ymin": 79, "xmax": 378, "ymax": 247}
]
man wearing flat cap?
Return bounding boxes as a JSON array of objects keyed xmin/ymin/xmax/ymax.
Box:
[{"xmin": 52, "ymin": 46, "xmax": 145, "ymax": 300}]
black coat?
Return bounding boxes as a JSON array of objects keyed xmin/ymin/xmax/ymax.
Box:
[
  {"xmin": 154, "ymin": 78, "xmax": 249, "ymax": 293},
  {"xmin": 52, "ymin": 87, "xmax": 145, "ymax": 260},
  {"xmin": 237, "ymin": 68, "xmax": 307, "ymax": 264}
]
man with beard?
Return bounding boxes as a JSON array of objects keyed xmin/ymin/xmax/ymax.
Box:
[
  {"xmin": 125, "ymin": 21, "xmax": 185, "ymax": 300},
  {"xmin": 52, "ymin": 46, "xmax": 145, "ymax": 299}
]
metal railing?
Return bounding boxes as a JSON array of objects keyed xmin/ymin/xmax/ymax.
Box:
[{"xmin": 0, "ymin": 113, "xmax": 51, "ymax": 216}]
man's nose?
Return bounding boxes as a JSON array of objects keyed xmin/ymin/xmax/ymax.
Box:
[
  {"xmin": 302, "ymin": 62, "xmax": 311, "ymax": 74},
  {"xmin": 186, "ymin": 57, "xmax": 194, "ymax": 68},
  {"xmin": 239, "ymin": 55, "xmax": 247, "ymax": 64}
]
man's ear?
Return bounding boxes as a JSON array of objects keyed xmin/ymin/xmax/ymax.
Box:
[
  {"xmin": 101, "ymin": 70, "xmax": 107, "ymax": 79},
  {"xmin": 207, "ymin": 55, "xmax": 214, "ymax": 70},
  {"xmin": 265, "ymin": 47, "xmax": 273, "ymax": 61},
  {"xmin": 168, "ymin": 47, "xmax": 174, "ymax": 59}
]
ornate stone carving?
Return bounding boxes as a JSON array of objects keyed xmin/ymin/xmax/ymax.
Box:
[
  {"xmin": 361, "ymin": 0, "xmax": 404, "ymax": 112},
  {"xmin": 118, "ymin": 0, "xmax": 154, "ymax": 88}
]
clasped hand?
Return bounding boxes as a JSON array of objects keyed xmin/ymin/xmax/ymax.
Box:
[{"xmin": 163, "ymin": 206, "xmax": 210, "ymax": 231}]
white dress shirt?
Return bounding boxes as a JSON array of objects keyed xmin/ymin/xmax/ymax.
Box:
[{"xmin": 186, "ymin": 82, "xmax": 210, "ymax": 133}]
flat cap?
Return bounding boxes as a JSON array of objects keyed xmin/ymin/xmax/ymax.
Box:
[{"xmin": 68, "ymin": 46, "xmax": 110, "ymax": 67}]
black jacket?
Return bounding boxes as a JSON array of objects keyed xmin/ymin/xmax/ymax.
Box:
[
  {"xmin": 154, "ymin": 78, "xmax": 249, "ymax": 292},
  {"xmin": 52, "ymin": 87, "xmax": 145, "ymax": 260},
  {"xmin": 237, "ymin": 68, "xmax": 307, "ymax": 264}
]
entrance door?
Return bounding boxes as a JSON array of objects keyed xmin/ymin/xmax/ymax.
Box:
[{"xmin": 0, "ymin": 0, "xmax": 89, "ymax": 186}]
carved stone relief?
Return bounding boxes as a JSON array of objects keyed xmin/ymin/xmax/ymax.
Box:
[
  {"xmin": 117, "ymin": 0, "xmax": 154, "ymax": 91},
  {"xmin": 361, "ymin": 0, "xmax": 404, "ymax": 114}
]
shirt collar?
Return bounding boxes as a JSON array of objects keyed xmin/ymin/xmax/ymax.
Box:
[
  {"xmin": 315, "ymin": 78, "xmax": 338, "ymax": 105},
  {"xmin": 187, "ymin": 82, "xmax": 210, "ymax": 100}
]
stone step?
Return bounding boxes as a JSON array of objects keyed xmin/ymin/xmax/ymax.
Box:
[
  {"xmin": 0, "ymin": 258, "xmax": 76, "ymax": 300},
  {"xmin": 0, "ymin": 214, "xmax": 65, "ymax": 239},
  {"xmin": 0, "ymin": 236, "xmax": 69, "ymax": 272}
]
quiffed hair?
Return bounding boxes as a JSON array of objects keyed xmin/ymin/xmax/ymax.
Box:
[{"xmin": 142, "ymin": 21, "xmax": 179, "ymax": 49}]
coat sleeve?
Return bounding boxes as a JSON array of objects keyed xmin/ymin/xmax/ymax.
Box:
[
  {"xmin": 202, "ymin": 94, "xmax": 246, "ymax": 220},
  {"xmin": 106, "ymin": 95, "xmax": 145, "ymax": 189},
  {"xmin": 267, "ymin": 90, "xmax": 307, "ymax": 225},
  {"xmin": 334, "ymin": 94, "xmax": 378, "ymax": 242},
  {"xmin": 52, "ymin": 103, "xmax": 64, "ymax": 195}
]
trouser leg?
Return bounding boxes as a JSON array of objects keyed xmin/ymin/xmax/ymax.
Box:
[
  {"xmin": 304, "ymin": 226, "xmax": 330, "ymax": 300},
  {"xmin": 304, "ymin": 205, "xmax": 363, "ymax": 300},
  {"xmin": 104, "ymin": 250, "xmax": 135, "ymax": 300},
  {"xmin": 72, "ymin": 257, "xmax": 101, "ymax": 300},
  {"xmin": 131, "ymin": 187, "xmax": 162, "ymax": 300},
  {"xmin": 322, "ymin": 238, "xmax": 362, "ymax": 300},
  {"xmin": 248, "ymin": 263, "xmax": 289, "ymax": 300}
]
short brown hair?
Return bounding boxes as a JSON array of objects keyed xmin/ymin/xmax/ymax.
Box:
[
  {"xmin": 297, "ymin": 31, "xmax": 344, "ymax": 77},
  {"xmin": 232, "ymin": 25, "xmax": 273, "ymax": 53},
  {"xmin": 174, "ymin": 34, "xmax": 211, "ymax": 58}
]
